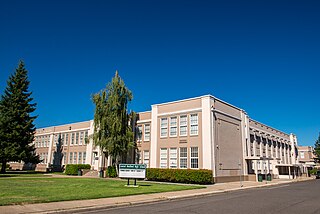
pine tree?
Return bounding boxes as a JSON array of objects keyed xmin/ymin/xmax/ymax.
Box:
[
  {"xmin": 92, "ymin": 71, "xmax": 133, "ymax": 175},
  {"xmin": 314, "ymin": 133, "xmax": 320, "ymax": 163},
  {"xmin": 0, "ymin": 61, "xmax": 39, "ymax": 173}
]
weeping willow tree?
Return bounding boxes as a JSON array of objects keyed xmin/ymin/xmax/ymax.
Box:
[{"xmin": 92, "ymin": 71, "xmax": 133, "ymax": 175}]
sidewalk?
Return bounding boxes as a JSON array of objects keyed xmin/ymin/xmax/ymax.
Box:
[{"xmin": 0, "ymin": 177, "xmax": 314, "ymax": 214}]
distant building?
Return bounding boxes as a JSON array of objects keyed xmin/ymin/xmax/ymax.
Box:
[
  {"xmin": 297, "ymin": 146, "xmax": 316, "ymax": 174},
  {"xmin": 23, "ymin": 95, "xmax": 301, "ymax": 182}
]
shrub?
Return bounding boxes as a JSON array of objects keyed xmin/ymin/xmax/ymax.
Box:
[
  {"xmin": 107, "ymin": 166, "xmax": 117, "ymax": 178},
  {"xmin": 65, "ymin": 164, "xmax": 91, "ymax": 175},
  {"xmin": 308, "ymin": 168, "xmax": 318, "ymax": 175},
  {"xmin": 0, "ymin": 164, "xmax": 10, "ymax": 170},
  {"xmin": 146, "ymin": 168, "xmax": 213, "ymax": 184}
]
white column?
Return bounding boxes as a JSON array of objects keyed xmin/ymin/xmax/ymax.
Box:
[
  {"xmin": 201, "ymin": 96, "xmax": 212, "ymax": 170},
  {"xmin": 47, "ymin": 134, "xmax": 54, "ymax": 166},
  {"xmin": 240, "ymin": 111, "xmax": 249, "ymax": 175},
  {"xmin": 150, "ymin": 105, "xmax": 158, "ymax": 168},
  {"xmin": 86, "ymin": 121, "xmax": 94, "ymax": 168}
]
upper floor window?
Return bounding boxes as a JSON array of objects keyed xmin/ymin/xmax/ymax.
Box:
[
  {"xmin": 179, "ymin": 115, "xmax": 187, "ymax": 136},
  {"xmin": 170, "ymin": 117, "xmax": 177, "ymax": 137},
  {"xmin": 300, "ymin": 152, "xmax": 305, "ymax": 159},
  {"xmin": 65, "ymin": 133, "xmax": 69, "ymax": 146},
  {"xmin": 144, "ymin": 124, "xmax": 150, "ymax": 141},
  {"xmin": 160, "ymin": 118, "xmax": 168, "ymax": 137},
  {"xmin": 84, "ymin": 130, "xmax": 88, "ymax": 141},
  {"xmin": 190, "ymin": 114, "xmax": 198, "ymax": 135},
  {"xmin": 75, "ymin": 132, "xmax": 79, "ymax": 145},
  {"xmin": 79, "ymin": 132, "xmax": 84, "ymax": 145},
  {"xmin": 137, "ymin": 125, "xmax": 142, "ymax": 142},
  {"xmin": 71, "ymin": 133, "xmax": 75, "ymax": 145}
]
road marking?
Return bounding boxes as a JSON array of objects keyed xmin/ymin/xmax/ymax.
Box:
[{"xmin": 267, "ymin": 184, "xmax": 290, "ymax": 189}]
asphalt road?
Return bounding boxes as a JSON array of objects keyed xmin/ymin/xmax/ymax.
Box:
[{"xmin": 77, "ymin": 180, "xmax": 320, "ymax": 214}]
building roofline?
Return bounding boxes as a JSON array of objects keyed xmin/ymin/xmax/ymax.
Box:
[
  {"xmin": 151, "ymin": 94, "xmax": 244, "ymax": 111},
  {"xmin": 36, "ymin": 119, "xmax": 93, "ymax": 130},
  {"xmin": 249, "ymin": 118, "xmax": 290, "ymax": 137}
]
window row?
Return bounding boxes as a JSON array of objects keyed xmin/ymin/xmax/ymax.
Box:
[
  {"xmin": 34, "ymin": 135, "xmax": 50, "ymax": 148},
  {"xmin": 63, "ymin": 151, "xmax": 87, "ymax": 165},
  {"xmin": 160, "ymin": 114, "xmax": 198, "ymax": 138},
  {"xmin": 137, "ymin": 124, "xmax": 150, "ymax": 142},
  {"xmin": 160, "ymin": 147, "xmax": 199, "ymax": 169},
  {"xmin": 59, "ymin": 131, "xmax": 88, "ymax": 146},
  {"xmin": 139, "ymin": 147, "xmax": 199, "ymax": 169},
  {"xmin": 34, "ymin": 131, "xmax": 89, "ymax": 148},
  {"xmin": 38, "ymin": 152, "xmax": 48, "ymax": 164}
]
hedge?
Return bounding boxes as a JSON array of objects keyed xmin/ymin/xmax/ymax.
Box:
[
  {"xmin": 146, "ymin": 168, "xmax": 213, "ymax": 184},
  {"xmin": 65, "ymin": 164, "xmax": 91, "ymax": 175},
  {"xmin": 107, "ymin": 166, "xmax": 117, "ymax": 178}
]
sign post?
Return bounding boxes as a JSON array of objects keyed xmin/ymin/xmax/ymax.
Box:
[{"xmin": 119, "ymin": 164, "xmax": 146, "ymax": 187}]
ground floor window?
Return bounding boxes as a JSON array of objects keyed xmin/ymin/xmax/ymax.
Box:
[
  {"xmin": 144, "ymin": 150, "xmax": 150, "ymax": 167},
  {"xmin": 83, "ymin": 152, "xmax": 86, "ymax": 164},
  {"xmin": 69, "ymin": 152, "xmax": 73, "ymax": 164},
  {"xmin": 179, "ymin": 147, "xmax": 187, "ymax": 169},
  {"xmin": 169, "ymin": 148, "xmax": 177, "ymax": 168},
  {"xmin": 78, "ymin": 152, "xmax": 82, "ymax": 164},
  {"xmin": 190, "ymin": 147, "xmax": 198, "ymax": 169},
  {"xmin": 160, "ymin": 148, "xmax": 168, "ymax": 168}
]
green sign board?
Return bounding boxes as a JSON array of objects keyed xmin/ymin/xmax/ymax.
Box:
[{"xmin": 119, "ymin": 164, "xmax": 146, "ymax": 179}]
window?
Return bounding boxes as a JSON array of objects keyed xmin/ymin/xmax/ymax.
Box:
[
  {"xmin": 79, "ymin": 132, "xmax": 84, "ymax": 145},
  {"xmin": 63, "ymin": 152, "xmax": 66, "ymax": 165},
  {"xmin": 61, "ymin": 134, "xmax": 65, "ymax": 146},
  {"xmin": 190, "ymin": 147, "xmax": 199, "ymax": 168},
  {"xmin": 137, "ymin": 125, "xmax": 142, "ymax": 142},
  {"xmin": 144, "ymin": 124, "xmax": 150, "ymax": 141},
  {"xmin": 170, "ymin": 117, "xmax": 177, "ymax": 137},
  {"xmin": 65, "ymin": 133, "xmax": 69, "ymax": 146},
  {"xmin": 85, "ymin": 130, "xmax": 88, "ymax": 139},
  {"xmin": 83, "ymin": 152, "xmax": 86, "ymax": 164},
  {"xmin": 143, "ymin": 150, "xmax": 150, "ymax": 167},
  {"xmin": 169, "ymin": 148, "xmax": 177, "ymax": 168},
  {"xmin": 179, "ymin": 147, "xmax": 187, "ymax": 169},
  {"xmin": 160, "ymin": 148, "xmax": 168, "ymax": 168},
  {"xmin": 136, "ymin": 150, "xmax": 142, "ymax": 164},
  {"xmin": 75, "ymin": 132, "xmax": 79, "ymax": 145},
  {"xmin": 71, "ymin": 133, "xmax": 75, "ymax": 145},
  {"xmin": 300, "ymin": 152, "xmax": 305, "ymax": 159},
  {"xmin": 74, "ymin": 152, "xmax": 77, "ymax": 164},
  {"xmin": 54, "ymin": 134, "xmax": 58, "ymax": 146},
  {"xmin": 190, "ymin": 114, "xmax": 198, "ymax": 135},
  {"xmin": 78, "ymin": 152, "xmax": 82, "ymax": 164},
  {"xmin": 160, "ymin": 118, "xmax": 168, "ymax": 137},
  {"xmin": 69, "ymin": 152, "xmax": 73, "ymax": 164},
  {"xmin": 179, "ymin": 115, "xmax": 187, "ymax": 136}
]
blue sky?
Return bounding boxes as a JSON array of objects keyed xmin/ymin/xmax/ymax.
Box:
[{"xmin": 0, "ymin": 0, "xmax": 319, "ymax": 146}]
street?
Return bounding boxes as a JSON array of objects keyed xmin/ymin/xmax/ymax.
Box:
[{"xmin": 77, "ymin": 180, "xmax": 320, "ymax": 214}]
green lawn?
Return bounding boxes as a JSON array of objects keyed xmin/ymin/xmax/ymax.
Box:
[{"xmin": 0, "ymin": 177, "xmax": 204, "ymax": 206}]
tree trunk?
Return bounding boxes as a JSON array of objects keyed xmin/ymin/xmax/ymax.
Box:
[
  {"xmin": 115, "ymin": 156, "xmax": 119, "ymax": 177},
  {"xmin": 1, "ymin": 160, "xmax": 6, "ymax": 174}
]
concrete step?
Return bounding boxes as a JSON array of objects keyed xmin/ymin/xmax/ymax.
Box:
[{"xmin": 83, "ymin": 170, "xmax": 98, "ymax": 177}]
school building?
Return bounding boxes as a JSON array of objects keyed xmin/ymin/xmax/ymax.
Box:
[{"xmin": 30, "ymin": 94, "xmax": 300, "ymax": 182}]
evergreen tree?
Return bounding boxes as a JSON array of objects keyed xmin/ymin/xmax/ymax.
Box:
[
  {"xmin": 0, "ymin": 61, "xmax": 39, "ymax": 173},
  {"xmin": 314, "ymin": 133, "xmax": 320, "ymax": 163},
  {"xmin": 92, "ymin": 71, "xmax": 133, "ymax": 174}
]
